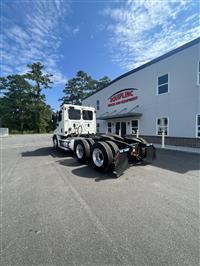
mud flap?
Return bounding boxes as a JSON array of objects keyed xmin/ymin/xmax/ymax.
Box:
[
  {"xmin": 146, "ymin": 144, "xmax": 156, "ymax": 160},
  {"xmin": 112, "ymin": 151, "xmax": 129, "ymax": 177}
]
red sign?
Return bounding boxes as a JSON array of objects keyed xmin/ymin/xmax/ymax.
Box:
[{"xmin": 108, "ymin": 88, "xmax": 138, "ymax": 107}]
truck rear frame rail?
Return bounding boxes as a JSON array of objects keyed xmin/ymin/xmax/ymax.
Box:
[{"xmin": 53, "ymin": 133, "xmax": 156, "ymax": 177}]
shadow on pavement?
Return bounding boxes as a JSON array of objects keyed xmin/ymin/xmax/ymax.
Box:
[
  {"xmin": 21, "ymin": 147, "xmax": 73, "ymax": 158},
  {"xmin": 72, "ymin": 165, "xmax": 117, "ymax": 182},
  {"xmin": 21, "ymin": 147, "xmax": 200, "ymax": 176},
  {"xmin": 152, "ymin": 149, "xmax": 200, "ymax": 174},
  {"xmin": 59, "ymin": 157, "xmax": 80, "ymax": 167},
  {"xmin": 58, "ymin": 158, "xmax": 117, "ymax": 181},
  {"xmin": 21, "ymin": 147, "xmax": 115, "ymax": 181}
]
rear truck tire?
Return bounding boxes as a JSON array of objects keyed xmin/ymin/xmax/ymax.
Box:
[
  {"xmin": 85, "ymin": 138, "xmax": 95, "ymax": 149},
  {"xmin": 91, "ymin": 141, "xmax": 113, "ymax": 173},
  {"xmin": 74, "ymin": 139, "xmax": 90, "ymax": 163},
  {"xmin": 137, "ymin": 137, "xmax": 147, "ymax": 144},
  {"xmin": 124, "ymin": 135, "xmax": 147, "ymax": 144},
  {"xmin": 53, "ymin": 136, "xmax": 59, "ymax": 150},
  {"xmin": 105, "ymin": 141, "xmax": 120, "ymax": 178},
  {"xmin": 105, "ymin": 140, "xmax": 119, "ymax": 157},
  {"xmin": 101, "ymin": 133, "xmax": 124, "ymax": 141}
]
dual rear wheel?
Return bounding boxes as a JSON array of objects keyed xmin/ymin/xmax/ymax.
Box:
[
  {"xmin": 74, "ymin": 139, "xmax": 119, "ymax": 173},
  {"xmin": 74, "ymin": 139, "xmax": 91, "ymax": 163}
]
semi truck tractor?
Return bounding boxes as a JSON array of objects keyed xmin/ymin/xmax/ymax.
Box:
[{"xmin": 53, "ymin": 104, "xmax": 156, "ymax": 177}]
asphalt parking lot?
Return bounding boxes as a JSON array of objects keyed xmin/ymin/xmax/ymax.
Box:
[{"xmin": 0, "ymin": 134, "xmax": 199, "ymax": 266}]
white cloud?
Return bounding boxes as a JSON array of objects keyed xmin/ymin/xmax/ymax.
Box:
[
  {"xmin": 102, "ymin": 0, "xmax": 200, "ymax": 70},
  {"xmin": 52, "ymin": 71, "xmax": 68, "ymax": 84},
  {"xmin": 1, "ymin": 0, "xmax": 69, "ymax": 84},
  {"xmin": 72, "ymin": 26, "xmax": 80, "ymax": 35}
]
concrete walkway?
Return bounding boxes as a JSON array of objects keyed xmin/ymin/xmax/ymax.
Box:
[{"xmin": 154, "ymin": 144, "xmax": 200, "ymax": 154}]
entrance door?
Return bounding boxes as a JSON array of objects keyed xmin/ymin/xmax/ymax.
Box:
[
  {"xmin": 115, "ymin": 121, "xmax": 126, "ymax": 136},
  {"xmin": 121, "ymin": 122, "xmax": 126, "ymax": 136},
  {"xmin": 115, "ymin": 122, "xmax": 120, "ymax": 135}
]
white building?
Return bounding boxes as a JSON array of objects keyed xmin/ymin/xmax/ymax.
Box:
[{"xmin": 83, "ymin": 38, "xmax": 200, "ymax": 148}]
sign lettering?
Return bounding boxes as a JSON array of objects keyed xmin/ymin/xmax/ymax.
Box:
[{"xmin": 108, "ymin": 88, "xmax": 138, "ymax": 107}]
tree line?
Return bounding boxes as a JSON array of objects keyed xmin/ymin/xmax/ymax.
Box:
[
  {"xmin": 60, "ymin": 70, "xmax": 110, "ymax": 105},
  {"xmin": 0, "ymin": 62, "xmax": 110, "ymax": 133}
]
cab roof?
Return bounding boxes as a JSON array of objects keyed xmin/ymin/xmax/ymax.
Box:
[{"xmin": 62, "ymin": 104, "xmax": 95, "ymax": 111}]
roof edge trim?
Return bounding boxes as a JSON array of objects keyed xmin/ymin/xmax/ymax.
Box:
[{"xmin": 83, "ymin": 37, "xmax": 200, "ymax": 100}]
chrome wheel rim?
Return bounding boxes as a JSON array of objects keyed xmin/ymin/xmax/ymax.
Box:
[
  {"xmin": 92, "ymin": 148, "xmax": 104, "ymax": 167},
  {"xmin": 76, "ymin": 144, "xmax": 84, "ymax": 159}
]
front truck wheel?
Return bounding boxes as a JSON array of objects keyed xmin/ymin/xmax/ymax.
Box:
[
  {"xmin": 53, "ymin": 136, "xmax": 59, "ymax": 150},
  {"xmin": 74, "ymin": 139, "xmax": 91, "ymax": 163},
  {"xmin": 91, "ymin": 141, "xmax": 113, "ymax": 173}
]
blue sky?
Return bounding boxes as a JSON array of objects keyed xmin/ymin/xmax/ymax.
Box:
[{"xmin": 1, "ymin": 0, "xmax": 199, "ymax": 110}]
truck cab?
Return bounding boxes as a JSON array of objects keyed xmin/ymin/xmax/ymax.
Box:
[{"xmin": 54, "ymin": 104, "xmax": 96, "ymax": 137}]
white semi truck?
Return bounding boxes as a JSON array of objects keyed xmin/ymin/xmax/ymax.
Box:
[{"xmin": 53, "ymin": 104, "xmax": 156, "ymax": 176}]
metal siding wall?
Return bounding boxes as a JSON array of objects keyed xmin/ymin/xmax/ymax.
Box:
[{"xmin": 83, "ymin": 43, "xmax": 200, "ymax": 138}]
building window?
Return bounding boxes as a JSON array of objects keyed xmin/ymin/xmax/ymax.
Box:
[
  {"xmin": 131, "ymin": 120, "xmax": 139, "ymax": 135},
  {"xmin": 158, "ymin": 74, "xmax": 168, "ymax": 94},
  {"xmin": 157, "ymin": 117, "xmax": 168, "ymax": 135},
  {"xmin": 198, "ymin": 61, "xmax": 200, "ymax": 85},
  {"xmin": 197, "ymin": 115, "xmax": 200, "ymax": 138},
  {"xmin": 107, "ymin": 122, "xmax": 112, "ymax": 133},
  {"xmin": 97, "ymin": 123, "xmax": 100, "ymax": 133},
  {"xmin": 96, "ymin": 100, "xmax": 100, "ymax": 110}
]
